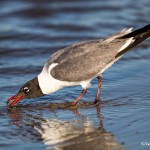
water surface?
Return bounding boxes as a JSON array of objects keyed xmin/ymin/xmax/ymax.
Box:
[{"xmin": 0, "ymin": 0, "xmax": 150, "ymax": 150}]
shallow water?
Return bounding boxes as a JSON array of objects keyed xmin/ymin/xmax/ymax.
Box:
[{"xmin": 0, "ymin": 0, "xmax": 150, "ymax": 150}]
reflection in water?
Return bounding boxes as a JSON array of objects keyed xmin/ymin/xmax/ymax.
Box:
[{"xmin": 7, "ymin": 104, "xmax": 125, "ymax": 150}]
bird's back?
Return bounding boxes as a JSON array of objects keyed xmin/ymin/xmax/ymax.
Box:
[{"xmin": 48, "ymin": 29, "xmax": 132, "ymax": 82}]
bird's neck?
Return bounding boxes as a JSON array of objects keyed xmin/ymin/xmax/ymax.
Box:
[{"xmin": 37, "ymin": 66, "xmax": 64, "ymax": 95}]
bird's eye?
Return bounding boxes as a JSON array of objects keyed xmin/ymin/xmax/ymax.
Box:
[{"xmin": 23, "ymin": 87, "xmax": 30, "ymax": 93}]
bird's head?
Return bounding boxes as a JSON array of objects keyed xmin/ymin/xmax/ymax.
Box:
[{"xmin": 7, "ymin": 77, "xmax": 44, "ymax": 107}]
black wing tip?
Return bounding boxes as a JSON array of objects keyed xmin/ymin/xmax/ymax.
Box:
[
  {"xmin": 120, "ymin": 24, "xmax": 150, "ymax": 39},
  {"xmin": 115, "ymin": 24, "xmax": 150, "ymax": 58}
]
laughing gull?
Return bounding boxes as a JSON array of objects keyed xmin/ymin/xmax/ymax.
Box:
[{"xmin": 7, "ymin": 24, "xmax": 150, "ymax": 107}]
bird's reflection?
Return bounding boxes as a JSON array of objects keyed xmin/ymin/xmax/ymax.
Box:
[{"xmin": 7, "ymin": 103, "xmax": 125, "ymax": 150}]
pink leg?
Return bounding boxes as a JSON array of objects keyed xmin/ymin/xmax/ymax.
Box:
[
  {"xmin": 71, "ymin": 89, "xmax": 87, "ymax": 106},
  {"xmin": 94, "ymin": 76, "xmax": 102, "ymax": 104}
]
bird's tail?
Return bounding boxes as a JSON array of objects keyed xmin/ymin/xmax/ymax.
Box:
[{"xmin": 115, "ymin": 24, "xmax": 150, "ymax": 58}]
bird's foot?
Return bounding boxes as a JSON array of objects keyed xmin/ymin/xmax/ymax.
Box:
[
  {"xmin": 69, "ymin": 102, "xmax": 79, "ymax": 109},
  {"xmin": 70, "ymin": 102, "xmax": 82, "ymax": 106},
  {"xmin": 70, "ymin": 101, "xmax": 85, "ymax": 108},
  {"xmin": 93, "ymin": 99, "xmax": 100, "ymax": 105},
  {"xmin": 71, "ymin": 102, "xmax": 77, "ymax": 106}
]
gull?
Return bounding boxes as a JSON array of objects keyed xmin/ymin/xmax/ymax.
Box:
[{"xmin": 7, "ymin": 24, "xmax": 150, "ymax": 107}]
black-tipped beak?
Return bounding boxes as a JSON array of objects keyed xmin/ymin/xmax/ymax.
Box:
[{"xmin": 7, "ymin": 94, "xmax": 24, "ymax": 107}]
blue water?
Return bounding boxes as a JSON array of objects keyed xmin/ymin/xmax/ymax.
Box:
[{"xmin": 0, "ymin": 0, "xmax": 150, "ymax": 150}]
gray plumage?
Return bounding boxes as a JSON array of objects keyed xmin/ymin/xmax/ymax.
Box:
[
  {"xmin": 48, "ymin": 24, "xmax": 150, "ymax": 82},
  {"xmin": 50, "ymin": 39, "xmax": 126, "ymax": 81}
]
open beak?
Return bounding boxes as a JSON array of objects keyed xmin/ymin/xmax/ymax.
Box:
[{"xmin": 7, "ymin": 94, "xmax": 24, "ymax": 107}]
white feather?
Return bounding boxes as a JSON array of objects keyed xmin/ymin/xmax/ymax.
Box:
[
  {"xmin": 125, "ymin": 27, "xmax": 133, "ymax": 32},
  {"xmin": 105, "ymin": 27, "xmax": 133, "ymax": 43},
  {"xmin": 118, "ymin": 37, "xmax": 134, "ymax": 53},
  {"xmin": 121, "ymin": 28, "xmax": 127, "ymax": 32},
  {"xmin": 121, "ymin": 27, "xmax": 133, "ymax": 33}
]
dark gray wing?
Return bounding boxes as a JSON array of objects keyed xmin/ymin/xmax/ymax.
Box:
[{"xmin": 50, "ymin": 38, "xmax": 127, "ymax": 82}]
